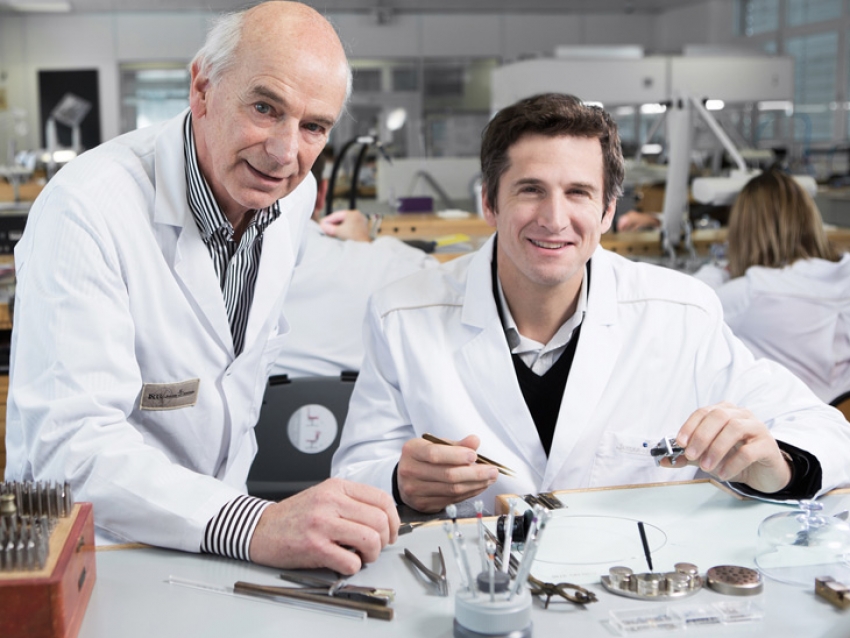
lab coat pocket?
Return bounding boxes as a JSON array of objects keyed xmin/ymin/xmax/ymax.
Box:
[
  {"xmin": 590, "ymin": 431, "xmax": 666, "ymax": 487},
  {"xmin": 259, "ymin": 332, "xmax": 290, "ymax": 375}
]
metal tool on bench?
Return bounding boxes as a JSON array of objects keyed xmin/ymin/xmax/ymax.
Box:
[
  {"xmin": 528, "ymin": 574, "xmax": 598, "ymax": 607},
  {"xmin": 278, "ymin": 569, "xmax": 395, "ymax": 605},
  {"xmin": 0, "ymin": 480, "xmax": 96, "ymax": 638},
  {"xmin": 522, "ymin": 492, "xmax": 563, "ymax": 510},
  {"xmin": 0, "ymin": 481, "xmax": 73, "ymax": 571},
  {"xmin": 403, "ymin": 547, "xmax": 449, "ymax": 596},
  {"xmin": 484, "ymin": 524, "xmax": 597, "ymax": 608},
  {"xmin": 233, "ymin": 570, "xmax": 396, "ymax": 621}
]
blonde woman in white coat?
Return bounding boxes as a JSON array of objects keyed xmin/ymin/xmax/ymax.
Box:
[{"xmin": 694, "ymin": 170, "xmax": 850, "ymax": 405}]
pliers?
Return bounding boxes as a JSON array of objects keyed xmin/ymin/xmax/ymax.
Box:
[{"xmin": 402, "ymin": 547, "xmax": 449, "ymax": 596}]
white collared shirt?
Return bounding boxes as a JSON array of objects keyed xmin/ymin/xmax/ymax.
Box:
[{"xmin": 495, "ymin": 265, "xmax": 589, "ymax": 375}]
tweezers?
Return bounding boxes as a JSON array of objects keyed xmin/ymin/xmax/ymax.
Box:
[
  {"xmin": 403, "ymin": 547, "xmax": 449, "ymax": 596},
  {"xmin": 279, "ymin": 570, "xmax": 394, "ymax": 604},
  {"xmin": 234, "ymin": 581, "xmax": 394, "ymax": 620},
  {"xmin": 422, "ymin": 433, "xmax": 517, "ymax": 477}
]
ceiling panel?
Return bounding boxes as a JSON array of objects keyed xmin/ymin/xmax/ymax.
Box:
[{"xmin": 32, "ymin": 0, "xmax": 708, "ymax": 14}]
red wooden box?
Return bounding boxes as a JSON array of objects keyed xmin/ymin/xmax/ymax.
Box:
[{"xmin": 0, "ymin": 502, "xmax": 96, "ymax": 638}]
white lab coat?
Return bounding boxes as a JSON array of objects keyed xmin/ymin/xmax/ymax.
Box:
[
  {"xmin": 5, "ymin": 111, "xmax": 313, "ymax": 551},
  {"xmin": 694, "ymin": 255, "xmax": 850, "ymax": 404},
  {"xmin": 271, "ymin": 222, "xmax": 437, "ymax": 378},
  {"xmin": 332, "ymin": 236, "xmax": 850, "ymax": 510}
]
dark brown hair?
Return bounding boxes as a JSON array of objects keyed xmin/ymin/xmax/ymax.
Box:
[{"xmin": 480, "ymin": 93, "xmax": 625, "ymax": 214}]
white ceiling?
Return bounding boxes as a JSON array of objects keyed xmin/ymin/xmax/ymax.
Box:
[{"xmin": 2, "ymin": 0, "xmax": 708, "ymax": 14}]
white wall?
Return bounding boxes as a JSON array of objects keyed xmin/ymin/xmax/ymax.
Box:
[
  {"xmin": 0, "ymin": 11, "xmax": 210, "ymax": 152},
  {"xmin": 0, "ymin": 4, "xmax": 730, "ymax": 150},
  {"xmin": 655, "ymin": 0, "xmax": 735, "ymax": 53}
]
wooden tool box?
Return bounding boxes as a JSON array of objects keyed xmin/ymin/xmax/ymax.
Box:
[{"xmin": 0, "ymin": 502, "xmax": 96, "ymax": 638}]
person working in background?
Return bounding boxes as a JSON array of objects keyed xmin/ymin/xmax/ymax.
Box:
[
  {"xmin": 331, "ymin": 93, "xmax": 850, "ymax": 514},
  {"xmin": 5, "ymin": 1, "xmax": 398, "ymax": 575},
  {"xmin": 273, "ymin": 153, "xmax": 438, "ymax": 378},
  {"xmin": 694, "ymin": 169, "xmax": 850, "ymax": 405},
  {"xmin": 616, "ymin": 209, "xmax": 662, "ymax": 232}
]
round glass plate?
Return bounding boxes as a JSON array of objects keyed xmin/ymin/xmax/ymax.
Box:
[{"xmin": 533, "ymin": 515, "xmax": 667, "ymax": 566}]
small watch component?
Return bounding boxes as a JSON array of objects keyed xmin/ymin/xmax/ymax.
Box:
[
  {"xmin": 705, "ymin": 565, "xmax": 763, "ymax": 596},
  {"xmin": 526, "ymin": 492, "xmax": 563, "ymax": 510},
  {"xmin": 650, "ymin": 437, "xmax": 686, "ymax": 466},
  {"xmin": 815, "ymin": 576, "xmax": 850, "ymax": 609},
  {"xmin": 601, "ymin": 563, "xmax": 703, "ymax": 600}
]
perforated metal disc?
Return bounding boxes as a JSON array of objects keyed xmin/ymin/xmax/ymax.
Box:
[{"xmin": 706, "ymin": 565, "xmax": 763, "ymax": 596}]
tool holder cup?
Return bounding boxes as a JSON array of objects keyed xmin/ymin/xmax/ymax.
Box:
[{"xmin": 453, "ymin": 571, "xmax": 532, "ymax": 638}]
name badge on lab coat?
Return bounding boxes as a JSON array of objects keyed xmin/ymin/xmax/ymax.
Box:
[{"xmin": 139, "ymin": 379, "xmax": 200, "ymax": 411}]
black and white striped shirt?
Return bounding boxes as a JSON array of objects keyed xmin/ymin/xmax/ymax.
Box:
[
  {"xmin": 183, "ymin": 113, "xmax": 275, "ymax": 561},
  {"xmin": 183, "ymin": 113, "xmax": 281, "ymax": 356}
]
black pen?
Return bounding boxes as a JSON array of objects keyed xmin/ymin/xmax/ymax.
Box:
[{"xmin": 638, "ymin": 521, "xmax": 654, "ymax": 572}]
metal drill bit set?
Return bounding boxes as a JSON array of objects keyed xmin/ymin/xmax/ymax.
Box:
[{"xmin": 0, "ymin": 481, "xmax": 74, "ymax": 572}]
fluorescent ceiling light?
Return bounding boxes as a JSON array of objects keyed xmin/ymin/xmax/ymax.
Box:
[
  {"xmin": 640, "ymin": 103, "xmax": 667, "ymax": 115},
  {"xmin": 39, "ymin": 149, "xmax": 77, "ymax": 163},
  {"xmin": 0, "ymin": 1, "xmax": 71, "ymax": 12},
  {"xmin": 705, "ymin": 99, "xmax": 724, "ymax": 111},
  {"xmin": 758, "ymin": 100, "xmax": 792, "ymax": 112},
  {"xmin": 554, "ymin": 46, "xmax": 644, "ymax": 59}
]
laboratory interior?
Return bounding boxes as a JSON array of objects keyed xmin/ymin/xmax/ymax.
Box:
[{"xmin": 2, "ymin": 0, "xmax": 850, "ymax": 637}]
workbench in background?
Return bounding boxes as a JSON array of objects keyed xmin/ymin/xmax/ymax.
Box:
[{"xmin": 376, "ymin": 211, "xmax": 850, "ymax": 261}]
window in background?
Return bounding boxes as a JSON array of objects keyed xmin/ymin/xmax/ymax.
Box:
[
  {"xmin": 638, "ymin": 110, "xmax": 667, "ymax": 156},
  {"xmin": 733, "ymin": 0, "xmax": 849, "ymax": 178},
  {"xmin": 422, "ymin": 58, "xmax": 495, "ymax": 158},
  {"xmin": 119, "ymin": 64, "xmax": 189, "ymax": 134},
  {"xmin": 786, "ymin": 31, "xmax": 838, "ymax": 142},
  {"xmin": 352, "ymin": 68, "xmax": 382, "ymax": 93},
  {"xmin": 423, "ymin": 64, "xmax": 465, "ymax": 99},
  {"xmin": 842, "ymin": 29, "xmax": 850, "ymax": 143},
  {"xmin": 786, "ymin": 0, "xmax": 842, "ymax": 26},
  {"xmin": 338, "ymin": 57, "xmax": 496, "ymax": 160},
  {"xmin": 762, "ymin": 39, "xmax": 779, "ymax": 54},
  {"xmin": 736, "ymin": 0, "xmax": 779, "ymax": 36},
  {"xmin": 611, "ymin": 106, "xmax": 638, "ymax": 153},
  {"xmin": 391, "ymin": 66, "xmax": 419, "ymax": 92}
]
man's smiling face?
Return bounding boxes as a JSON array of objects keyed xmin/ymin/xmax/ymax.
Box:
[
  {"xmin": 189, "ymin": 4, "xmax": 348, "ymax": 220},
  {"xmin": 482, "ymin": 132, "xmax": 614, "ymax": 296}
]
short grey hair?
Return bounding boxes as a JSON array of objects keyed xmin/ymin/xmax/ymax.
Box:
[
  {"xmin": 190, "ymin": 10, "xmax": 246, "ymax": 87},
  {"xmin": 190, "ymin": 5, "xmax": 353, "ymax": 104}
]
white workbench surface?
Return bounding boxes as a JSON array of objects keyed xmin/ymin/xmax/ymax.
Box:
[{"xmin": 78, "ymin": 481, "xmax": 850, "ymax": 637}]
